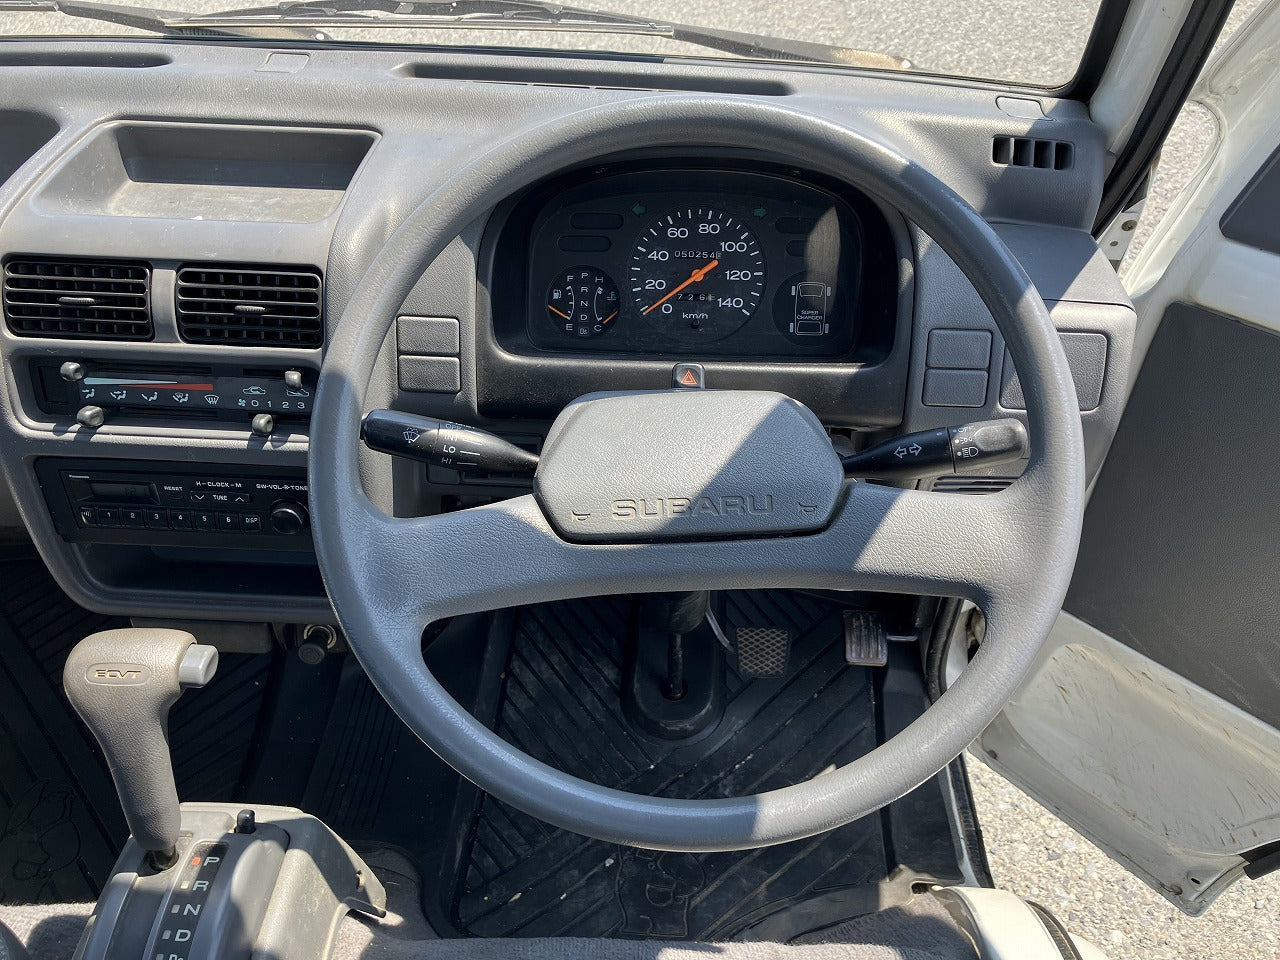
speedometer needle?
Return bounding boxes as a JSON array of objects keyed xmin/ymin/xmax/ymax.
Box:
[{"xmin": 642, "ymin": 259, "xmax": 719, "ymax": 315}]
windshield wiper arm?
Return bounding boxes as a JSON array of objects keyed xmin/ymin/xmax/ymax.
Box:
[{"xmin": 1, "ymin": 0, "xmax": 910, "ymax": 70}]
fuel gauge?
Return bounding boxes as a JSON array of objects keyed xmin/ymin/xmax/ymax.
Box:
[{"xmin": 547, "ymin": 266, "xmax": 620, "ymax": 339}]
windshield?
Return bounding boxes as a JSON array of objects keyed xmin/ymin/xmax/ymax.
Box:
[{"xmin": 0, "ymin": 0, "xmax": 1107, "ymax": 88}]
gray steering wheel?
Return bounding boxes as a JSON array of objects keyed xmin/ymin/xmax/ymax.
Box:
[{"xmin": 310, "ymin": 97, "xmax": 1085, "ymax": 853}]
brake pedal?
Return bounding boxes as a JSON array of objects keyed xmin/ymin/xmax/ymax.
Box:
[
  {"xmin": 843, "ymin": 611, "xmax": 888, "ymax": 667},
  {"xmin": 733, "ymin": 625, "xmax": 792, "ymax": 678}
]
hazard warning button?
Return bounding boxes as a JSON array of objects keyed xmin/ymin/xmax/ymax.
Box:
[{"xmin": 672, "ymin": 362, "xmax": 705, "ymax": 389}]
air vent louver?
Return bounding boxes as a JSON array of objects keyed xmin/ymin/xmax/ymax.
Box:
[
  {"xmin": 3, "ymin": 257, "xmax": 152, "ymax": 340},
  {"xmin": 992, "ymin": 136, "xmax": 1074, "ymax": 170},
  {"xmin": 176, "ymin": 265, "xmax": 322, "ymax": 348},
  {"xmin": 930, "ymin": 476, "xmax": 1016, "ymax": 495}
]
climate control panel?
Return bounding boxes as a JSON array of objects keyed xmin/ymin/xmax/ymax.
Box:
[{"xmin": 37, "ymin": 458, "xmax": 311, "ymax": 551}]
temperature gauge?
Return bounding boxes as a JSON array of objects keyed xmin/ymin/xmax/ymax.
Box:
[{"xmin": 547, "ymin": 266, "xmax": 620, "ymax": 339}]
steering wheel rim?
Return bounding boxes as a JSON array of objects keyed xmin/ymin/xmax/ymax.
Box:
[{"xmin": 310, "ymin": 96, "xmax": 1085, "ymax": 852}]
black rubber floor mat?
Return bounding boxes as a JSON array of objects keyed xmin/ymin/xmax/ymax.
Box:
[
  {"xmin": 0, "ymin": 557, "xmax": 128, "ymax": 903},
  {"xmin": 0, "ymin": 556, "xmax": 272, "ymax": 902},
  {"xmin": 448, "ymin": 591, "xmax": 947, "ymax": 941},
  {"xmin": 300, "ymin": 658, "xmax": 456, "ymax": 856}
]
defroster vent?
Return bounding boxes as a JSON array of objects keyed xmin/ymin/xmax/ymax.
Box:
[
  {"xmin": 3, "ymin": 257, "xmax": 152, "ymax": 340},
  {"xmin": 176, "ymin": 265, "xmax": 323, "ymax": 348}
]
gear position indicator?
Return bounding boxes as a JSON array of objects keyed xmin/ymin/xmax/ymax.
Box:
[{"xmin": 149, "ymin": 841, "xmax": 228, "ymax": 960}]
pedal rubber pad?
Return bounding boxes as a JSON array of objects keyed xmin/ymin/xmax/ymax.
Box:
[
  {"xmin": 843, "ymin": 611, "xmax": 888, "ymax": 667},
  {"xmin": 734, "ymin": 626, "xmax": 792, "ymax": 677}
]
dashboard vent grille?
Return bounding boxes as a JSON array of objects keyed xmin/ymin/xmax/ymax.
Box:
[
  {"xmin": 176, "ymin": 265, "xmax": 323, "ymax": 348},
  {"xmin": 992, "ymin": 136, "xmax": 1073, "ymax": 171},
  {"xmin": 2, "ymin": 257, "xmax": 152, "ymax": 340},
  {"xmin": 931, "ymin": 475, "xmax": 1016, "ymax": 495}
]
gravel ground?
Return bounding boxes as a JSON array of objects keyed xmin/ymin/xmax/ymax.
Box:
[
  {"xmin": 1, "ymin": 0, "xmax": 1277, "ymax": 954},
  {"xmin": 968, "ymin": 756, "xmax": 1280, "ymax": 959}
]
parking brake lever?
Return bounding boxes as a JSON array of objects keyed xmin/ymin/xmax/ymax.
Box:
[
  {"xmin": 840, "ymin": 418, "xmax": 1028, "ymax": 481},
  {"xmin": 361, "ymin": 409, "xmax": 539, "ymax": 473}
]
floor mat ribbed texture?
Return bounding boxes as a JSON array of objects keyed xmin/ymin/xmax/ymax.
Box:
[
  {"xmin": 0, "ymin": 555, "xmax": 271, "ymax": 903},
  {"xmin": 451, "ymin": 592, "xmax": 903, "ymax": 941}
]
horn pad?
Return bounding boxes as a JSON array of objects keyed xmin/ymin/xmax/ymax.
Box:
[{"xmin": 534, "ymin": 390, "xmax": 845, "ymax": 544}]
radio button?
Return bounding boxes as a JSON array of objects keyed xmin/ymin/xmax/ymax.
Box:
[
  {"xmin": 217, "ymin": 512, "xmax": 239, "ymax": 532},
  {"xmin": 77, "ymin": 506, "xmax": 98, "ymax": 527},
  {"xmin": 97, "ymin": 507, "xmax": 120, "ymax": 526},
  {"xmin": 145, "ymin": 508, "xmax": 169, "ymax": 529},
  {"xmin": 122, "ymin": 507, "xmax": 146, "ymax": 528},
  {"xmin": 194, "ymin": 511, "xmax": 216, "ymax": 531},
  {"xmin": 241, "ymin": 514, "xmax": 263, "ymax": 533},
  {"xmin": 159, "ymin": 483, "xmax": 187, "ymax": 503},
  {"xmin": 169, "ymin": 509, "xmax": 194, "ymax": 529}
]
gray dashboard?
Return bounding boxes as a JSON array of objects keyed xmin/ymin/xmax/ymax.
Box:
[{"xmin": 0, "ymin": 39, "xmax": 1133, "ymax": 621}]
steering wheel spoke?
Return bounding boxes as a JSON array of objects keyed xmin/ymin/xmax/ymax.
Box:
[
  {"xmin": 353, "ymin": 477, "xmax": 1028, "ymax": 645},
  {"xmin": 834, "ymin": 479, "xmax": 1030, "ymax": 604}
]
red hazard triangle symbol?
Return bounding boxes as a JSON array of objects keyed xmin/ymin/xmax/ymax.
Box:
[{"xmin": 679, "ymin": 369, "xmax": 700, "ymax": 386}]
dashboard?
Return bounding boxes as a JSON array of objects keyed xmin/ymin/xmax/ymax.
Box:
[{"xmin": 0, "ymin": 39, "xmax": 1137, "ymax": 623}]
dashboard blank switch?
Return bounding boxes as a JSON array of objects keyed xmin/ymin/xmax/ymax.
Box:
[
  {"xmin": 922, "ymin": 369, "xmax": 988, "ymax": 408},
  {"xmin": 398, "ymin": 356, "xmax": 461, "ymax": 393},
  {"xmin": 397, "ymin": 316, "xmax": 460, "ymax": 356},
  {"xmin": 926, "ymin": 329, "xmax": 992, "ymax": 370}
]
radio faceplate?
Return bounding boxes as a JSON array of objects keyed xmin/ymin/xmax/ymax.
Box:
[{"xmin": 36, "ymin": 458, "xmax": 311, "ymax": 551}]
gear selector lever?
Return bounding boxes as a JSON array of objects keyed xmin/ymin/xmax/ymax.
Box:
[{"xmin": 64, "ymin": 629, "xmax": 218, "ymax": 869}]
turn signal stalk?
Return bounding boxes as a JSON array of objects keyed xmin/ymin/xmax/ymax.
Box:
[{"xmin": 840, "ymin": 418, "xmax": 1028, "ymax": 481}]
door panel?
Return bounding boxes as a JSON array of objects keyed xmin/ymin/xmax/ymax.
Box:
[
  {"xmin": 979, "ymin": 2, "xmax": 1280, "ymax": 914},
  {"xmin": 1065, "ymin": 302, "xmax": 1280, "ymax": 731}
]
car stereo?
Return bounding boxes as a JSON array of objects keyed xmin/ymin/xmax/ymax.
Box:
[{"xmin": 37, "ymin": 458, "xmax": 311, "ymax": 551}]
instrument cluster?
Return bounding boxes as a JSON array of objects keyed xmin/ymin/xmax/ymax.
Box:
[{"xmin": 501, "ymin": 165, "xmax": 899, "ymax": 361}]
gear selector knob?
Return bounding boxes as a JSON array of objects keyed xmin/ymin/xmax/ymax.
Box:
[{"xmin": 63, "ymin": 629, "xmax": 218, "ymax": 869}]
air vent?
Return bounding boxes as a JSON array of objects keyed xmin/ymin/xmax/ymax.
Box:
[
  {"xmin": 992, "ymin": 136, "xmax": 1074, "ymax": 170},
  {"xmin": 176, "ymin": 265, "xmax": 322, "ymax": 348},
  {"xmin": 930, "ymin": 476, "xmax": 1016, "ymax": 495},
  {"xmin": 3, "ymin": 257, "xmax": 152, "ymax": 340}
]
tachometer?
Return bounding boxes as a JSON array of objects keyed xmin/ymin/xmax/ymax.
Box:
[{"xmin": 630, "ymin": 208, "xmax": 765, "ymax": 337}]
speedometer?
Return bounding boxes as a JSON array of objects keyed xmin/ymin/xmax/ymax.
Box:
[{"xmin": 630, "ymin": 208, "xmax": 766, "ymax": 338}]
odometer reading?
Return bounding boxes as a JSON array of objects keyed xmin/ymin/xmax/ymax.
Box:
[{"xmin": 630, "ymin": 208, "xmax": 765, "ymax": 337}]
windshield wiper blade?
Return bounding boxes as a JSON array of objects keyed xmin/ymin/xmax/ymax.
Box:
[
  {"xmin": 1, "ymin": 0, "xmax": 910, "ymax": 70},
  {"xmin": 0, "ymin": 0, "xmax": 323, "ymax": 38}
]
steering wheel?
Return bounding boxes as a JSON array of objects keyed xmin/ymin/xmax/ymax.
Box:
[{"xmin": 310, "ymin": 97, "xmax": 1084, "ymax": 852}]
